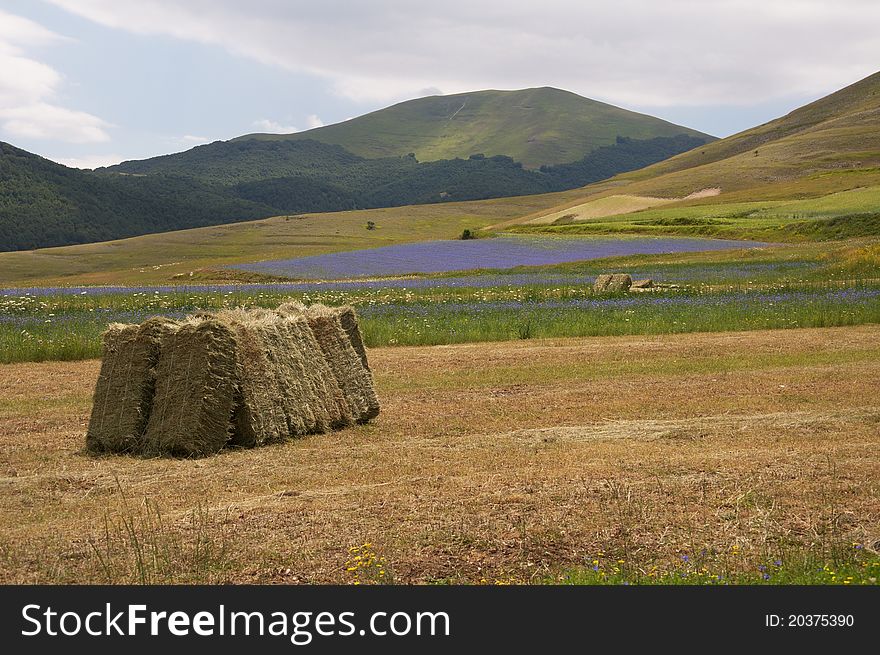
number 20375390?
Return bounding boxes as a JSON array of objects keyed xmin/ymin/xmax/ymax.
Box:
[{"xmin": 765, "ymin": 614, "xmax": 854, "ymax": 628}]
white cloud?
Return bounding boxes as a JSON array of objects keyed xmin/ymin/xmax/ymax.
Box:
[
  {"xmin": 305, "ymin": 114, "xmax": 324, "ymax": 129},
  {"xmin": 0, "ymin": 10, "xmax": 111, "ymax": 144},
  {"xmin": 43, "ymin": 0, "xmax": 880, "ymax": 108},
  {"xmin": 180, "ymin": 134, "xmax": 210, "ymax": 144},
  {"xmin": 1, "ymin": 103, "xmax": 111, "ymax": 143},
  {"xmin": 51, "ymin": 153, "xmax": 128, "ymax": 169},
  {"xmin": 252, "ymin": 118, "xmax": 298, "ymax": 134}
]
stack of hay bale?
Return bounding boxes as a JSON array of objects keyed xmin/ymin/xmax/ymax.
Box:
[
  {"xmin": 593, "ymin": 273, "xmax": 633, "ymax": 293},
  {"xmin": 85, "ymin": 303, "xmax": 379, "ymax": 457}
]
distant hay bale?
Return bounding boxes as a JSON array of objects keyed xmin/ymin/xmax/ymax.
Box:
[
  {"xmin": 85, "ymin": 317, "xmax": 178, "ymax": 454},
  {"xmin": 143, "ymin": 317, "xmax": 239, "ymax": 457},
  {"xmin": 301, "ymin": 304, "xmax": 380, "ymax": 424},
  {"xmin": 215, "ymin": 309, "xmax": 289, "ymax": 447},
  {"xmin": 593, "ymin": 274, "xmax": 613, "ymax": 293},
  {"xmin": 607, "ymin": 274, "xmax": 633, "ymax": 292},
  {"xmin": 631, "ymin": 278, "xmax": 654, "ymax": 289},
  {"xmin": 595, "ymin": 273, "xmax": 632, "ymax": 293}
]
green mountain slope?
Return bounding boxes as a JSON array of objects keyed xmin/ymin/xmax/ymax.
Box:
[
  {"xmin": 2, "ymin": 133, "xmax": 706, "ymax": 252},
  {"xmin": 237, "ymin": 87, "xmax": 714, "ymax": 168},
  {"xmin": 596, "ymin": 71, "xmax": 880, "ymax": 197},
  {"xmin": 0, "ymin": 142, "xmax": 278, "ymax": 251},
  {"xmin": 503, "ymin": 70, "xmax": 880, "ymax": 229},
  {"xmin": 623, "ymin": 70, "xmax": 880, "ymax": 188},
  {"xmin": 3, "ymin": 87, "xmax": 714, "ymax": 252}
]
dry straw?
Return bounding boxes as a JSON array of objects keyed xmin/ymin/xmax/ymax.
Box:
[
  {"xmin": 335, "ymin": 306, "xmax": 380, "ymax": 420},
  {"xmin": 593, "ymin": 274, "xmax": 613, "ymax": 293},
  {"xmin": 299, "ymin": 303, "xmax": 380, "ymax": 424},
  {"xmin": 85, "ymin": 317, "xmax": 179, "ymax": 454},
  {"xmin": 594, "ymin": 273, "xmax": 632, "ymax": 293},
  {"xmin": 143, "ymin": 317, "xmax": 239, "ymax": 457},
  {"xmin": 86, "ymin": 301, "xmax": 379, "ymax": 458},
  {"xmin": 215, "ymin": 309, "xmax": 289, "ymax": 447},
  {"xmin": 338, "ymin": 306, "xmax": 370, "ymax": 371},
  {"xmin": 607, "ymin": 273, "xmax": 633, "ymax": 292},
  {"xmin": 276, "ymin": 302, "xmax": 353, "ymax": 429}
]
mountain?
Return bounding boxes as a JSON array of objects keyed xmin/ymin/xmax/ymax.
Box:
[
  {"xmin": 581, "ymin": 71, "xmax": 880, "ymax": 198},
  {"xmin": 2, "ymin": 87, "xmax": 715, "ymax": 252},
  {"xmin": 0, "ymin": 133, "xmax": 706, "ymax": 252},
  {"xmin": 0, "ymin": 142, "xmax": 277, "ymax": 251},
  {"xmin": 235, "ymin": 87, "xmax": 714, "ymax": 168},
  {"xmin": 502, "ymin": 70, "xmax": 880, "ymax": 228}
]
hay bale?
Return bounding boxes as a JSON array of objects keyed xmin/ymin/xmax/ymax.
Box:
[
  {"xmin": 302, "ymin": 304, "xmax": 380, "ymax": 424},
  {"xmin": 333, "ymin": 305, "xmax": 380, "ymax": 420},
  {"xmin": 630, "ymin": 278, "xmax": 654, "ymax": 289},
  {"xmin": 277, "ymin": 312, "xmax": 354, "ymax": 431},
  {"xmin": 215, "ymin": 309, "xmax": 289, "ymax": 447},
  {"xmin": 606, "ymin": 274, "xmax": 633, "ymax": 292},
  {"xmin": 266, "ymin": 314, "xmax": 333, "ymax": 434},
  {"xmin": 593, "ymin": 274, "xmax": 613, "ymax": 293},
  {"xmin": 594, "ymin": 273, "xmax": 632, "ymax": 293},
  {"xmin": 337, "ymin": 305, "xmax": 371, "ymax": 371},
  {"xmin": 143, "ymin": 317, "xmax": 239, "ymax": 457},
  {"xmin": 85, "ymin": 317, "xmax": 178, "ymax": 454}
]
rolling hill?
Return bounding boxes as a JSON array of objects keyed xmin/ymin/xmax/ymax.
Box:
[
  {"xmin": 4, "ymin": 129, "xmax": 708, "ymax": 252},
  {"xmin": 3, "ymin": 72, "xmax": 878, "ymax": 273},
  {"xmin": 0, "ymin": 188, "xmax": 592, "ymax": 286},
  {"xmin": 0, "ymin": 86, "xmax": 711, "ymax": 252},
  {"xmin": 0, "ymin": 142, "xmax": 278, "ymax": 252},
  {"xmin": 499, "ymin": 70, "xmax": 880, "ymax": 233},
  {"xmin": 235, "ymin": 87, "xmax": 714, "ymax": 168}
]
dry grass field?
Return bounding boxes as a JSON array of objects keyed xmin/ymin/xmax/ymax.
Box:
[{"xmin": 1, "ymin": 325, "xmax": 878, "ymax": 584}]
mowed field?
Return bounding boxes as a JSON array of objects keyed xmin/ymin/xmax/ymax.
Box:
[{"xmin": 1, "ymin": 325, "xmax": 877, "ymax": 584}]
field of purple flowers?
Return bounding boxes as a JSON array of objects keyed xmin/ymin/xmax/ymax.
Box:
[
  {"xmin": 2, "ymin": 237, "xmax": 877, "ymax": 362},
  {"xmin": 2, "ymin": 269, "xmax": 878, "ymax": 362},
  {"xmin": 233, "ymin": 235, "xmax": 767, "ymax": 279}
]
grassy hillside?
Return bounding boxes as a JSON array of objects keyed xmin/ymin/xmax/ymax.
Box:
[
  {"xmin": 238, "ymin": 87, "xmax": 714, "ymax": 168},
  {"xmin": 510, "ymin": 184, "xmax": 880, "ymax": 242},
  {"xmin": 0, "ymin": 187, "xmax": 592, "ymax": 286},
  {"xmin": 621, "ymin": 70, "xmax": 880, "ymax": 189},
  {"xmin": 502, "ymin": 71, "xmax": 880, "ymax": 233},
  {"xmin": 3, "ymin": 134, "xmax": 706, "ymax": 252},
  {"xmin": 0, "ymin": 142, "xmax": 277, "ymax": 251}
]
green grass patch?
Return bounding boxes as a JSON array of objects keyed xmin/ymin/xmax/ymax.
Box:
[
  {"xmin": 2, "ymin": 280, "xmax": 878, "ymax": 364},
  {"xmin": 513, "ymin": 185, "xmax": 880, "ymax": 242},
  {"xmin": 554, "ymin": 543, "xmax": 879, "ymax": 585},
  {"xmin": 2, "ymin": 241, "xmax": 878, "ymax": 364}
]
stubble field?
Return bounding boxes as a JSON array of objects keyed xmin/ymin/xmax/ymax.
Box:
[{"xmin": 1, "ymin": 325, "xmax": 877, "ymax": 584}]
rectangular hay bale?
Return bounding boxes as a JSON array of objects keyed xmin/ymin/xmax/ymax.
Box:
[
  {"xmin": 278, "ymin": 313, "xmax": 354, "ymax": 431},
  {"xmin": 607, "ymin": 273, "xmax": 633, "ymax": 292},
  {"xmin": 593, "ymin": 274, "xmax": 613, "ymax": 293},
  {"xmin": 216, "ymin": 309, "xmax": 290, "ymax": 447},
  {"xmin": 303, "ymin": 304, "xmax": 380, "ymax": 424},
  {"xmin": 143, "ymin": 318, "xmax": 239, "ymax": 457},
  {"xmin": 337, "ymin": 305, "xmax": 371, "ymax": 371},
  {"xmin": 85, "ymin": 317, "xmax": 178, "ymax": 454}
]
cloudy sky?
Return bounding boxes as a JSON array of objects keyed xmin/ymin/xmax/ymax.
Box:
[{"xmin": 1, "ymin": 0, "xmax": 878, "ymax": 168}]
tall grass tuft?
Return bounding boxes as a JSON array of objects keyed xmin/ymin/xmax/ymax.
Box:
[{"xmin": 87, "ymin": 494, "xmax": 232, "ymax": 584}]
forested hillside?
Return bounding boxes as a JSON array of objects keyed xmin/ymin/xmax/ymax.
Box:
[{"xmin": 1, "ymin": 133, "xmax": 708, "ymax": 251}]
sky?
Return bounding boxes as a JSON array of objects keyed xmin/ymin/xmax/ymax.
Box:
[{"xmin": 1, "ymin": 0, "xmax": 878, "ymax": 169}]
